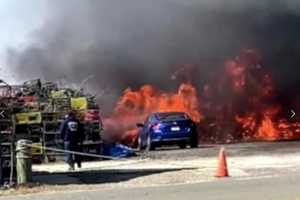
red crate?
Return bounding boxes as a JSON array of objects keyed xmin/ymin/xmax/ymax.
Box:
[{"xmin": 84, "ymin": 110, "xmax": 101, "ymax": 122}]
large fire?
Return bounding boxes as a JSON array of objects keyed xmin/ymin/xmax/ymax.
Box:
[
  {"xmin": 104, "ymin": 49, "xmax": 300, "ymax": 145},
  {"xmin": 226, "ymin": 50, "xmax": 300, "ymax": 141},
  {"xmin": 235, "ymin": 106, "xmax": 300, "ymax": 141},
  {"xmin": 103, "ymin": 83, "xmax": 202, "ymax": 145}
]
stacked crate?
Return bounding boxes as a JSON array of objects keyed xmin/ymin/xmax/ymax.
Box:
[
  {"xmin": 42, "ymin": 112, "xmax": 64, "ymax": 162},
  {"xmin": 0, "ymin": 99, "xmax": 15, "ymax": 184},
  {"xmin": 50, "ymin": 89, "xmax": 72, "ymax": 112},
  {"xmin": 0, "ymin": 79, "xmax": 104, "ymax": 166},
  {"xmin": 71, "ymin": 97, "xmax": 102, "ymax": 140},
  {"xmin": 72, "ymin": 97, "xmax": 103, "ymax": 156},
  {"xmin": 40, "ymin": 89, "xmax": 70, "ymax": 162},
  {"xmin": 15, "ymin": 112, "xmax": 43, "ymax": 162},
  {"xmin": 83, "ymin": 109, "xmax": 102, "ymax": 141},
  {"xmin": 14, "ymin": 93, "xmax": 44, "ymax": 163}
]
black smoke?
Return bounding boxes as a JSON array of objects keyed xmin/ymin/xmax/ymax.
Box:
[{"xmin": 5, "ymin": 0, "xmax": 300, "ymax": 114}]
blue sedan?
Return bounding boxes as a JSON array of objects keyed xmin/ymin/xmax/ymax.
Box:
[{"xmin": 136, "ymin": 112, "xmax": 198, "ymax": 151}]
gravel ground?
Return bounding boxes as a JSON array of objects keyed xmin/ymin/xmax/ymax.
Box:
[{"xmin": 2, "ymin": 141, "xmax": 300, "ymax": 196}]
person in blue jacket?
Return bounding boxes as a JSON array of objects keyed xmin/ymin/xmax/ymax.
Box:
[{"xmin": 60, "ymin": 111, "xmax": 84, "ymax": 170}]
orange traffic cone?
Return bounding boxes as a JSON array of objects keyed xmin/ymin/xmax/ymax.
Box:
[{"xmin": 215, "ymin": 147, "xmax": 229, "ymax": 177}]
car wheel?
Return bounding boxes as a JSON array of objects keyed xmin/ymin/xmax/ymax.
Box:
[
  {"xmin": 146, "ymin": 134, "xmax": 155, "ymax": 151},
  {"xmin": 179, "ymin": 141, "xmax": 187, "ymax": 149},
  {"xmin": 190, "ymin": 128, "xmax": 199, "ymax": 148}
]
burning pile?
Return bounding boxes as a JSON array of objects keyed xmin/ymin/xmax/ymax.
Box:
[
  {"xmin": 104, "ymin": 49, "xmax": 300, "ymax": 145},
  {"xmin": 224, "ymin": 50, "xmax": 300, "ymax": 141},
  {"xmin": 104, "ymin": 83, "xmax": 202, "ymax": 145}
]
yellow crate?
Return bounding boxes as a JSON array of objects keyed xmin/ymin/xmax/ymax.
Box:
[
  {"xmin": 31, "ymin": 143, "xmax": 43, "ymax": 155},
  {"xmin": 51, "ymin": 90, "xmax": 67, "ymax": 99},
  {"xmin": 16, "ymin": 112, "xmax": 42, "ymax": 124},
  {"xmin": 71, "ymin": 97, "xmax": 88, "ymax": 110}
]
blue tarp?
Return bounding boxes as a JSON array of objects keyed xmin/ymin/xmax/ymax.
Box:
[{"xmin": 102, "ymin": 143, "xmax": 136, "ymax": 158}]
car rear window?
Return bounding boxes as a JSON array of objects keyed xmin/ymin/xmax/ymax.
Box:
[{"xmin": 156, "ymin": 113, "xmax": 189, "ymax": 121}]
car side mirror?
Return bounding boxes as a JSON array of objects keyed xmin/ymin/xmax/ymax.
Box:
[{"xmin": 136, "ymin": 123, "xmax": 144, "ymax": 128}]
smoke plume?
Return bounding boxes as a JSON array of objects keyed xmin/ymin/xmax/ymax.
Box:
[{"xmin": 5, "ymin": 0, "xmax": 300, "ymax": 114}]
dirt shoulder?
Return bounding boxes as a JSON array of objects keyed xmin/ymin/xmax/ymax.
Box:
[{"xmin": 2, "ymin": 141, "xmax": 300, "ymax": 197}]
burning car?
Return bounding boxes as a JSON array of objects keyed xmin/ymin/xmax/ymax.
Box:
[{"xmin": 136, "ymin": 112, "xmax": 198, "ymax": 150}]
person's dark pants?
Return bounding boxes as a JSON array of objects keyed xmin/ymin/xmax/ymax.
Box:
[{"xmin": 64, "ymin": 141, "xmax": 82, "ymax": 168}]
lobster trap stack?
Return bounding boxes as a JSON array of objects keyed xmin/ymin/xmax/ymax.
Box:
[
  {"xmin": 0, "ymin": 84, "xmax": 17, "ymax": 185},
  {"xmin": 0, "ymin": 79, "xmax": 103, "ymax": 182}
]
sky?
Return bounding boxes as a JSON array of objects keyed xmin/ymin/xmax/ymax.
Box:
[{"xmin": 0, "ymin": 0, "xmax": 46, "ymax": 83}]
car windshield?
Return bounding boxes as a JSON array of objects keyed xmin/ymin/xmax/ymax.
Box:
[{"xmin": 155, "ymin": 113, "xmax": 189, "ymax": 121}]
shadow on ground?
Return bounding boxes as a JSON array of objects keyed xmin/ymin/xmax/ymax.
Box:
[{"xmin": 33, "ymin": 168, "xmax": 194, "ymax": 185}]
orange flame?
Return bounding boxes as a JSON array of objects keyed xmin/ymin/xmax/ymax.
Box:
[
  {"xmin": 104, "ymin": 49, "xmax": 299, "ymax": 144},
  {"xmin": 256, "ymin": 106, "xmax": 280, "ymax": 140},
  {"xmin": 104, "ymin": 83, "xmax": 202, "ymax": 144},
  {"xmin": 236, "ymin": 105, "xmax": 300, "ymax": 141}
]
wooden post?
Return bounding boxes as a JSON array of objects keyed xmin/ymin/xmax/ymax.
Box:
[
  {"xmin": 10, "ymin": 113, "xmax": 16, "ymax": 185},
  {"xmin": 16, "ymin": 139, "xmax": 32, "ymax": 185}
]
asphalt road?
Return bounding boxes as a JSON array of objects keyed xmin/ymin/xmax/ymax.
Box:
[
  {"xmin": 144, "ymin": 141, "xmax": 300, "ymax": 160},
  {"xmin": 4, "ymin": 174, "xmax": 300, "ymax": 200}
]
